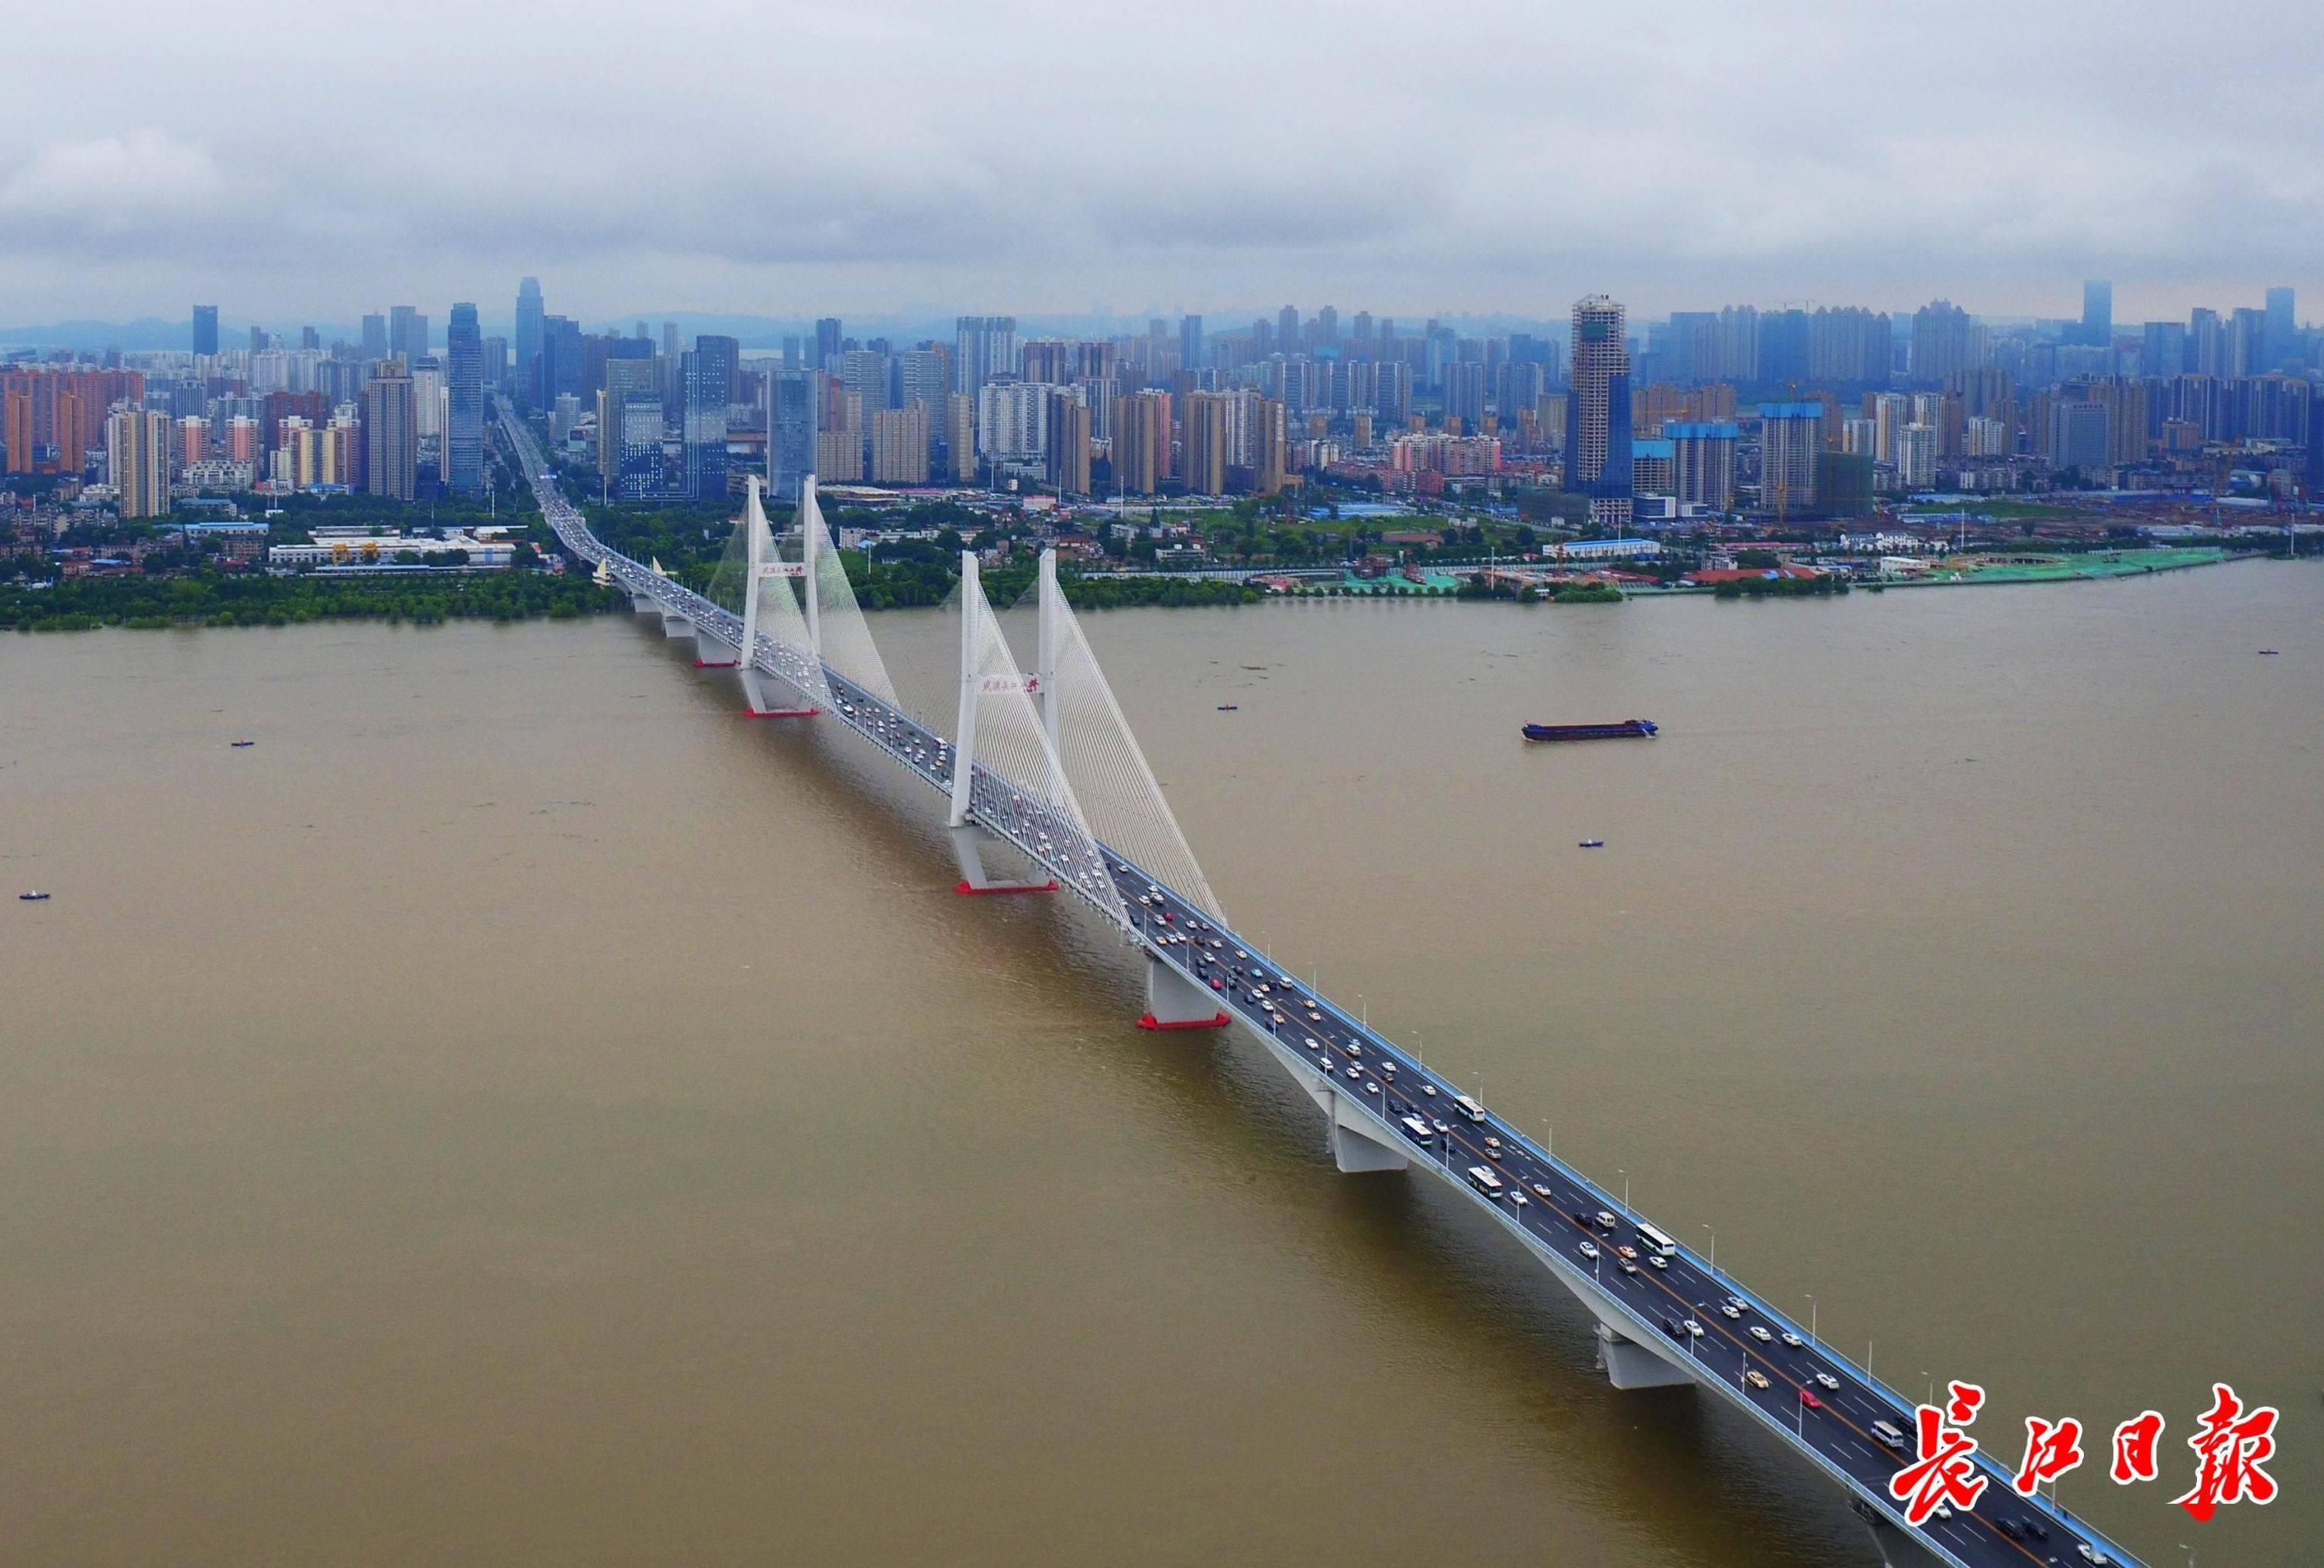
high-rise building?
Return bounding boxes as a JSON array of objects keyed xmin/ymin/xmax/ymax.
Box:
[
  {"xmin": 681, "ymin": 344, "xmax": 731, "ymax": 499},
  {"xmin": 388, "ymin": 305, "xmax": 426, "ymax": 364},
  {"xmin": 868, "ymin": 404, "xmax": 931, "ymax": 485},
  {"xmin": 1182, "ymin": 390, "xmax": 1231, "ymax": 494},
  {"xmin": 768, "ymin": 370, "xmax": 817, "ymax": 500},
  {"xmin": 940, "ymin": 392, "xmax": 976, "ymax": 483},
  {"xmin": 813, "ymin": 317, "xmax": 843, "ymax": 370},
  {"xmin": 1047, "ymin": 390, "xmax": 1091, "ymax": 494},
  {"xmin": 362, "ymin": 313, "xmax": 390, "ymax": 363},
  {"xmin": 1251, "ymin": 397, "xmax": 1287, "ymax": 496},
  {"xmin": 836, "ymin": 349, "xmax": 892, "ymax": 416},
  {"xmin": 191, "ymin": 305, "xmax": 218, "ymax": 359},
  {"xmin": 444, "ymin": 302, "xmax": 483, "ymax": 494},
  {"xmin": 1666, "ymin": 421, "xmax": 1738, "ymax": 511},
  {"xmin": 1444, "ymin": 362, "xmax": 1487, "ymax": 432},
  {"xmin": 363, "ymin": 363, "xmax": 418, "ymax": 500},
  {"xmin": 539, "ymin": 315, "xmax": 583, "ymax": 404},
  {"xmin": 600, "ymin": 357, "xmax": 659, "ymax": 493},
  {"xmin": 2081, "ymin": 280, "xmax": 2113, "ymax": 348},
  {"xmin": 514, "ymin": 277, "xmax": 544, "ymax": 399},
  {"xmin": 1112, "ymin": 390, "xmax": 1171, "ymax": 494},
  {"xmin": 1911, "ymin": 301, "xmax": 1984, "ymax": 383},
  {"xmin": 1178, "ymin": 315, "xmax": 1205, "ymax": 375},
  {"xmin": 1757, "ymin": 402, "xmax": 1821, "ymax": 518},
  {"xmin": 1566, "ymin": 294, "xmax": 1631, "ymax": 527},
  {"xmin": 2264, "ymin": 287, "xmax": 2297, "ymax": 371},
  {"xmin": 954, "ymin": 316, "xmax": 1018, "ymax": 394},
  {"xmin": 975, "ymin": 380, "xmax": 1050, "ymax": 462},
  {"xmin": 107, "ymin": 407, "xmax": 171, "ymax": 518}
]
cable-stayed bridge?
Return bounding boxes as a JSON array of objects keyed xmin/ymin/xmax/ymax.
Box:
[{"xmin": 502, "ymin": 412, "xmax": 2137, "ymax": 1568}]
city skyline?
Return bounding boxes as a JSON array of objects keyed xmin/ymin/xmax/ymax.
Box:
[{"xmin": 5, "ymin": 2, "xmax": 2324, "ymax": 324}]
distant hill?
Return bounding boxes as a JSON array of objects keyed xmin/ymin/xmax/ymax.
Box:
[{"xmin": 0, "ymin": 317, "xmax": 201, "ymax": 352}]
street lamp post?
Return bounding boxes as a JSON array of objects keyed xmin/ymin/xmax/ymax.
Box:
[
  {"xmin": 1806, "ymin": 1295, "xmax": 1817, "ymax": 1350},
  {"xmin": 1702, "ymin": 1223, "xmax": 1716, "ymax": 1277}
]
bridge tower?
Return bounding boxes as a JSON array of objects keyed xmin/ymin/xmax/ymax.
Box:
[
  {"xmin": 947, "ymin": 552, "xmax": 1061, "ymax": 895},
  {"xmin": 737, "ymin": 474, "xmax": 820, "ymax": 717}
]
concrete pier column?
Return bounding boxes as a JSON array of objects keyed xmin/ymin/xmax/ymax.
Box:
[
  {"xmin": 662, "ymin": 610, "xmax": 696, "ymax": 639},
  {"xmin": 1592, "ymin": 1321, "xmax": 1697, "ymax": 1389},
  {"xmin": 693, "ymin": 625, "xmax": 741, "ymax": 669},
  {"xmin": 739, "ymin": 668, "xmax": 818, "ymax": 718},
  {"xmin": 949, "ymin": 822, "xmax": 1058, "ymax": 896},
  {"xmin": 1325, "ymin": 1088, "xmax": 1409, "ymax": 1172},
  {"xmin": 1140, "ymin": 953, "xmax": 1229, "ymax": 1030}
]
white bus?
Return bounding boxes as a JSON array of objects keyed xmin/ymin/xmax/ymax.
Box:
[
  {"xmin": 1466, "ymin": 1165, "xmax": 1505, "ymax": 1198},
  {"xmin": 1636, "ymin": 1222, "xmax": 1678, "ymax": 1257},
  {"xmin": 1452, "ymin": 1095, "xmax": 1487, "ymax": 1123},
  {"xmin": 1399, "ymin": 1115, "xmax": 1434, "ymax": 1143}
]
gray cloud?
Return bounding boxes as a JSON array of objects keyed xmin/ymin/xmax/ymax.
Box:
[{"xmin": 2, "ymin": 0, "xmax": 2319, "ymax": 325}]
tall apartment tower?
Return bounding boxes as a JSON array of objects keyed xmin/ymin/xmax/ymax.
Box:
[
  {"xmin": 954, "ymin": 316, "xmax": 1019, "ymax": 394},
  {"xmin": 107, "ymin": 407, "xmax": 171, "ymax": 518},
  {"xmin": 1251, "ymin": 397, "xmax": 1287, "ymax": 496},
  {"xmin": 362, "ymin": 314, "xmax": 390, "ymax": 362},
  {"xmin": 813, "ymin": 317, "xmax": 843, "ymax": 370},
  {"xmin": 444, "ymin": 302, "xmax": 484, "ymax": 494},
  {"xmin": 1182, "ymin": 390, "xmax": 1230, "ymax": 494},
  {"xmin": 768, "ymin": 369, "xmax": 817, "ymax": 501},
  {"xmin": 514, "ymin": 277, "xmax": 544, "ymax": 397},
  {"xmin": 191, "ymin": 305, "xmax": 218, "ymax": 359},
  {"xmin": 1566, "ymin": 294, "xmax": 1632, "ymax": 527},
  {"xmin": 681, "ymin": 345, "xmax": 731, "ymax": 500},
  {"xmin": 1047, "ymin": 390, "xmax": 1091, "ymax": 495},
  {"xmin": 363, "ymin": 363, "xmax": 418, "ymax": 500}
]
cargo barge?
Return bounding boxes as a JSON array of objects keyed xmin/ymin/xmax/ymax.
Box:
[{"xmin": 1521, "ymin": 720, "xmax": 1659, "ymax": 742}]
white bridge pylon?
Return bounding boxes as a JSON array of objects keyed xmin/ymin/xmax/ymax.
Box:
[
  {"xmin": 946, "ymin": 552, "xmax": 1126, "ymax": 920},
  {"xmin": 735, "ymin": 474, "xmax": 828, "ymax": 717}
]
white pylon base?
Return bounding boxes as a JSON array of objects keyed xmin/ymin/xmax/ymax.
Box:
[
  {"xmin": 949, "ymin": 822, "xmax": 1057, "ymax": 896},
  {"xmin": 739, "ymin": 667, "xmax": 817, "ymax": 718},
  {"xmin": 1139, "ymin": 952, "xmax": 1229, "ymax": 1030}
]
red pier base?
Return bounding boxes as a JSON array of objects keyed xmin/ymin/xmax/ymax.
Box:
[
  {"xmin": 692, "ymin": 658, "xmax": 741, "ymax": 669},
  {"xmin": 954, "ymin": 879, "xmax": 1060, "ymax": 896},
  {"xmin": 1138, "ymin": 1011, "xmax": 1232, "ymax": 1031},
  {"xmin": 743, "ymin": 707, "xmax": 820, "ymax": 718}
]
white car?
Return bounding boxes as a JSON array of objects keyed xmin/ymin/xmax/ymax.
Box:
[
  {"xmin": 1647, "ymin": 1254, "xmax": 1669, "ymax": 1270},
  {"xmin": 1577, "ymin": 1242, "xmax": 1600, "ymax": 1260},
  {"xmin": 1748, "ymin": 1326, "xmax": 1772, "ymax": 1343},
  {"xmin": 1682, "ymin": 1319, "xmax": 1705, "ymax": 1337},
  {"xmin": 1814, "ymin": 1373, "xmax": 1840, "ymax": 1391},
  {"xmin": 1720, "ymin": 1304, "xmax": 1743, "ymax": 1319},
  {"xmin": 1530, "ymin": 1183, "xmax": 1553, "ymax": 1199},
  {"xmin": 1421, "ymin": 1085, "xmax": 1437, "ymax": 1096},
  {"xmin": 1779, "ymin": 1332, "xmax": 1803, "ymax": 1349}
]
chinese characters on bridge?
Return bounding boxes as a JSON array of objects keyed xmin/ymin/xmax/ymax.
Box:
[{"xmin": 1886, "ymin": 1380, "xmax": 2278, "ymax": 1529}]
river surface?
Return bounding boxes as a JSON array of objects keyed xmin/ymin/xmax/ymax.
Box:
[{"xmin": 5, "ymin": 561, "xmax": 2318, "ymax": 1565}]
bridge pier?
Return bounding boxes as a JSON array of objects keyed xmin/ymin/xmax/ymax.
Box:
[
  {"xmin": 949, "ymin": 823, "xmax": 1058, "ymax": 896},
  {"xmin": 1855, "ymin": 1504, "xmax": 1947, "ymax": 1567},
  {"xmin": 693, "ymin": 624, "xmax": 741, "ymax": 669},
  {"xmin": 661, "ymin": 610, "xmax": 696, "ymax": 640},
  {"xmin": 1325, "ymin": 1088, "xmax": 1409, "ymax": 1172},
  {"xmin": 739, "ymin": 667, "xmax": 818, "ymax": 718},
  {"xmin": 1591, "ymin": 1320, "xmax": 1697, "ymax": 1389},
  {"xmin": 1139, "ymin": 953, "xmax": 1229, "ymax": 1030}
]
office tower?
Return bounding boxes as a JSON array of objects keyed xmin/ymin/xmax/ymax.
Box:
[
  {"xmin": 681, "ymin": 346, "xmax": 731, "ymax": 499},
  {"xmin": 768, "ymin": 370, "xmax": 817, "ymax": 500},
  {"xmin": 1667, "ymin": 421, "xmax": 1738, "ymax": 510},
  {"xmin": 249, "ymin": 324, "xmax": 268, "ymax": 354},
  {"xmin": 514, "ymin": 278, "xmax": 544, "ymax": 398},
  {"xmin": 597, "ymin": 356, "xmax": 658, "ymax": 489},
  {"xmin": 1566, "ymin": 295, "xmax": 1631, "ymax": 525},
  {"xmin": 695, "ymin": 335, "xmax": 740, "ymax": 407},
  {"xmin": 106, "ymin": 407, "xmax": 171, "ymax": 518},
  {"xmin": 536, "ymin": 315, "xmax": 583, "ymax": 404},
  {"xmin": 389, "ymin": 305, "xmax": 425, "ymax": 363},
  {"xmin": 191, "ymin": 305, "xmax": 218, "ymax": 358},
  {"xmin": 1182, "ymin": 390, "xmax": 1230, "ymax": 493},
  {"xmin": 410, "ymin": 357, "xmax": 445, "ymax": 442},
  {"xmin": 444, "ymin": 303, "xmax": 483, "ymax": 494},
  {"xmin": 2081, "ymin": 280, "xmax": 2112, "ymax": 347},
  {"xmin": 362, "ymin": 313, "xmax": 389, "ymax": 363},
  {"xmin": 2229, "ymin": 308, "xmax": 2267, "ymax": 377},
  {"xmin": 868, "ymin": 404, "xmax": 931, "ymax": 484},
  {"xmin": 1178, "ymin": 315, "xmax": 1204, "ymax": 375},
  {"xmin": 2140, "ymin": 321, "xmax": 2189, "ymax": 378},
  {"xmin": 780, "ymin": 334, "xmax": 803, "ymax": 367},
  {"xmin": 2048, "ymin": 400, "xmax": 2109, "ymax": 470},
  {"xmin": 363, "ymin": 363, "xmax": 418, "ymax": 500},
  {"xmin": 1047, "ymin": 390, "xmax": 1091, "ymax": 494},
  {"xmin": 813, "ymin": 317, "xmax": 843, "ymax": 370},
  {"xmin": 2265, "ymin": 287, "xmax": 2297, "ymax": 370},
  {"xmin": 1758, "ymin": 402, "xmax": 1821, "ymax": 518},
  {"xmin": 954, "ymin": 316, "xmax": 1018, "ymax": 394}
]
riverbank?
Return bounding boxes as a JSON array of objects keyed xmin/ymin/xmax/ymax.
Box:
[{"xmin": 3, "ymin": 571, "xmax": 623, "ymax": 632}]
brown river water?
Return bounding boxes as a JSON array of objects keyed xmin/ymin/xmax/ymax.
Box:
[{"xmin": 4, "ymin": 559, "xmax": 2318, "ymax": 1564}]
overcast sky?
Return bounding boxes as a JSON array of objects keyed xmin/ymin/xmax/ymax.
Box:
[{"xmin": 5, "ymin": 0, "xmax": 2319, "ymax": 330}]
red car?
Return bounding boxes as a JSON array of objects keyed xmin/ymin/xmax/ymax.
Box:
[{"xmin": 1799, "ymin": 1388, "xmax": 1824, "ymax": 1410}]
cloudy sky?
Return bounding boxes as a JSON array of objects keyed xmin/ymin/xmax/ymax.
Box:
[{"xmin": 5, "ymin": 0, "xmax": 2319, "ymax": 329}]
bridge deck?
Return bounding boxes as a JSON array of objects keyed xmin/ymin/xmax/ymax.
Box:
[{"xmin": 504, "ymin": 415, "xmax": 2138, "ymax": 1568}]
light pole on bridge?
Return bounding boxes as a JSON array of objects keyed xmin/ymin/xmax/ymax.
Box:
[{"xmin": 1701, "ymin": 1223, "xmax": 1715, "ymax": 1277}]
